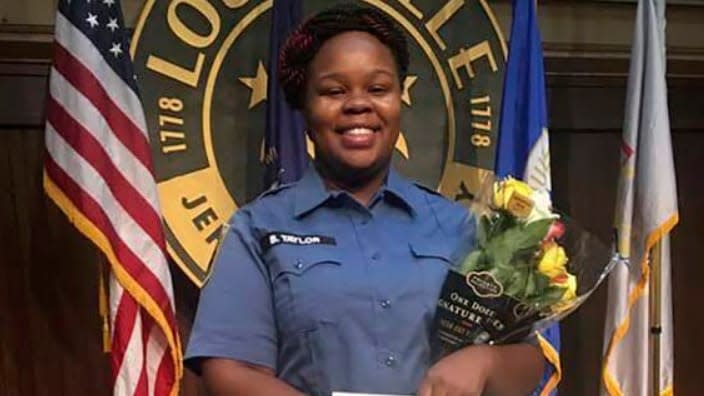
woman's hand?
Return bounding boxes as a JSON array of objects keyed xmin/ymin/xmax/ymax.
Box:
[
  {"xmin": 417, "ymin": 343, "xmax": 544, "ymax": 396},
  {"xmin": 201, "ymin": 358, "xmax": 306, "ymax": 396},
  {"xmin": 417, "ymin": 345, "xmax": 496, "ymax": 396}
]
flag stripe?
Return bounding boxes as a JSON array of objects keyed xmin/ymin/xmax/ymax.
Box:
[
  {"xmin": 44, "ymin": 128, "xmax": 172, "ymax": 306},
  {"xmin": 111, "ymin": 290, "xmax": 141, "ymax": 383},
  {"xmin": 54, "ymin": 11, "xmax": 147, "ymax": 135},
  {"xmin": 537, "ymin": 334, "xmax": 561, "ymax": 396},
  {"xmin": 44, "ymin": 148, "xmax": 175, "ymax": 329},
  {"xmin": 45, "ymin": 122, "xmax": 175, "ymax": 306},
  {"xmin": 48, "ymin": 67, "xmax": 159, "ymax": 212},
  {"xmin": 154, "ymin": 348, "xmax": 175, "ymax": 396},
  {"xmin": 602, "ymin": 214, "xmax": 678, "ymax": 396},
  {"xmin": 46, "ymin": 98, "xmax": 164, "ymax": 248},
  {"xmin": 52, "ymin": 41, "xmax": 153, "ymax": 174},
  {"xmin": 110, "ymin": 290, "xmax": 138, "ymax": 382},
  {"xmin": 144, "ymin": 319, "xmax": 167, "ymax": 396},
  {"xmin": 135, "ymin": 311, "xmax": 152, "ymax": 396},
  {"xmin": 114, "ymin": 298, "xmax": 146, "ymax": 396}
]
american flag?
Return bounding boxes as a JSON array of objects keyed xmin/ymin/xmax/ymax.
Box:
[{"xmin": 43, "ymin": 1, "xmax": 182, "ymax": 395}]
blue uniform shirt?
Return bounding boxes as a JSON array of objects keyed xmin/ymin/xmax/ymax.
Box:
[{"xmin": 185, "ymin": 166, "xmax": 475, "ymax": 395}]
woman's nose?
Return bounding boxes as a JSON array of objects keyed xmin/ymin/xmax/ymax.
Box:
[{"xmin": 342, "ymin": 93, "xmax": 372, "ymax": 114}]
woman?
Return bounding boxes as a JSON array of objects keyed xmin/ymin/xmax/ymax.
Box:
[{"xmin": 185, "ymin": 5, "xmax": 544, "ymax": 396}]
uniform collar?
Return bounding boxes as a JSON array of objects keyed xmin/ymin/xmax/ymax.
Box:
[
  {"xmin": 383, "ymin": 167, "xmax": 419, "ymax": 217},
  {"xmin": 293, "ymin": 165, "xmax": 420, "ymax": 219},
  {"xmin": 293, "ymin": 165, "xmax": 333, "ymax": 218}
]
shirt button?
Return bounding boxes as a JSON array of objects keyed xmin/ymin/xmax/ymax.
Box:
[
  {"xmin": 295, "ymin": 260, "xmax": 303, "ymax": 270},
  {"xmin": 360, "ymin": 218, "xmax": 369, "ymax": 225},
  {"xmin": 371, "ymin": 252, "xmax": 381, "ymax": 260},
  {"xmin": 384, "ymin": 354, "xmax": 396, "ymax": 367},
  {"xmin": 380, "ymin": 299, "xmax": 391, "ymax": 309}
]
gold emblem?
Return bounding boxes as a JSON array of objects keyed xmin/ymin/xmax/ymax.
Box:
[{"xmin": 131, "ymin": 0, "xmax": 506, "ymax": 286}]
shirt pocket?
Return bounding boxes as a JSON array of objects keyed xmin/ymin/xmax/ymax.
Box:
[
  {"xmin": 409, "ymin": 241, "xmax": 456, "ymax": 313},
  {"xmin": 267, "ymin": 246, "xmax": 343, "ymax": 334},
  {"xmin": 410, "ymin": 241, "xmax": 455, "ymax": 267}
]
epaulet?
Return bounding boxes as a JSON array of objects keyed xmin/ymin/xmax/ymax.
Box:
[
  {"xmin": 254, "ymin": 181, "xmax": 296, "ymax": 201},
  {"xmin": 412, "ymin": 182, "xmax": 443, "ymax": 197}
]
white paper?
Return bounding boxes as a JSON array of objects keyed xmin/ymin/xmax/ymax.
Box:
[{"xmin": 332, "ymin": 393, "xmax": 411, "ymax": 396}]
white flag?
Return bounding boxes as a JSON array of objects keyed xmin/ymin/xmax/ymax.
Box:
[{"xmin": 601, "ymin": 1, "xmax": 678, "ymax": 395}]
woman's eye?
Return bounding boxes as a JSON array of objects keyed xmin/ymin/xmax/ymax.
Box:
[
  {"xmin": 369, "ymin": 85, "xmax": 389, "ymax": 94},
  {"xmin": 323, "ymin": 88, "xmax": 344, "ymax": 96}
]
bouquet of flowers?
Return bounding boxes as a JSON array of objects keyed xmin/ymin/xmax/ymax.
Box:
[{"xmin": 431, "ymin": 177, "xmax": 620, "ymax": 359}]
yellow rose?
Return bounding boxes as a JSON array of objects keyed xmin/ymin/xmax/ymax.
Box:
[
  {"xmin": 493, "ymin": 177, "xmax": 534, "ymax": 217},
  {"xmin": 537, "ymin": 242, "xmax": 568, "ymax": 278},
  {"xmin": 560, "ymin": 274, "xmax": 577, "ymax": 302},
  {"xmin": 550, "ymin": 273, "xmax": 578, "ymax": 314},
  {"xmin": 525, "ymin": 189, "xmax": 558, "ymax": 224}
]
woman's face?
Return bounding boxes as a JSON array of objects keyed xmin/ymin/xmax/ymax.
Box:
[{"xmin": 303, "ymin": 30, "xmax": 402, "ymax": 183}]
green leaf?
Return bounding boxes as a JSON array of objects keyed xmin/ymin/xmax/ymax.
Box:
[
  {"xmin": 503, "ymin": 266, "xmax": 528, "ymax": 298},
  {"xmin": 524, "ymin": 270, "xmax": 538, "ymax": 297},
  {"xmin": 531, "ymin": 272, "xmax": 551, "ymax": 298},
  {"xmin": 462, "ymin": 214, "xmax": 556, "ymax": 305},
  {"xmin": 517, "ymin": 219, "xmax": 553, "ymax": 249},
  {"xmin": 528, "ymin": 286, "xmax": 567, "ymax": 309},
  {"xmin": 459, "ymin": 250, "xmax": 483, "ymax": 274}
]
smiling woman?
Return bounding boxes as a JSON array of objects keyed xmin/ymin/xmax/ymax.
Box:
[
  {"xmin": 183, "ymin": 4, "xmax": 543, "ymax": 396},
  {"xmin": 278, "ymin": 5, "xmax": 409, "ymax": 203},
  {"xmin": 302, "ymin": 30, "xmax": 402, "ymax": 204}
]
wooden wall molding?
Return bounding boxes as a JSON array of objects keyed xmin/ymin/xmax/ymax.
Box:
[{"xmin": 0, "ymin": 61, "xmax": 49, "ymax": 128}]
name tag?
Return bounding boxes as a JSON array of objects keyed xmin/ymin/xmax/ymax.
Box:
[{"xmin": 260, "ymin": 232, "xmax": 336, "ymax": 251}]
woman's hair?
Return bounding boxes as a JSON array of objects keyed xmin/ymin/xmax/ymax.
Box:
[{"xmin": 278, "ymin": 3, "xmax": 409, "ymax": 109}]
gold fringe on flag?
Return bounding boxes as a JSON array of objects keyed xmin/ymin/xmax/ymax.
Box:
[{"xmin": 98, "ymin": 261, "xmax": 111, "ymax": 353}]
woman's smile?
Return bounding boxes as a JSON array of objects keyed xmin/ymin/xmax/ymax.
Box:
[{"xmin": 337, "ymin": 125, "xmax": 380, "ymax": 148}]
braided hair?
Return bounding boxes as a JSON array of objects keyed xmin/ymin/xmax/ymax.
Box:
[{"xmin": 278, "ymin": 3, "xmax": 409, "ymax": 109}]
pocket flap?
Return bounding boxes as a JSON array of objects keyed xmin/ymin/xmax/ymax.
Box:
[
  {"xmin": 409, "ymin": 240, "xmax": 453, "ymax": 263},
  {"xmin": 271, "ymin": 247, "xmax": 342, "ymax": 277}
]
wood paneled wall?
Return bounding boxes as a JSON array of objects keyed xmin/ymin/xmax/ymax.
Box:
[
  {"xmin": 0, "ymin": 126, "xmax": 209, "ymax": 395},
  {"xmin": 0, "ymin": 129, "xmax": 110, "ymax": 396}
]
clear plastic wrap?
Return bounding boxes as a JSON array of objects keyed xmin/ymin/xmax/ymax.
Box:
[{"xmin": 431, "ymin": 177, "xmax": 622, "ymax": 360}]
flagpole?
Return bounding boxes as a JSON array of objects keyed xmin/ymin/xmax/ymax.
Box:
[{"xmin": 649, "ymin": 241, "xmax": 663, "ymax": 396}]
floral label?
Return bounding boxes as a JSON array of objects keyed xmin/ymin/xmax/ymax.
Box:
[
  {"xmin": 431, "ymin": 270, "xmax": 538, "ymax": 361},
  {"xmin": 465, "ymin": 271, "xmax": 503, "ymax": 297}
]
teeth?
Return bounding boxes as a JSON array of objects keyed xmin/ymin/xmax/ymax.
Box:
[{"xmin": 345, "ymin": 127, "xmax": 374, "ymax": 135}]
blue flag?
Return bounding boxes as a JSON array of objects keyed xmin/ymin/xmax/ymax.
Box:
[
  {"xmin": 497, "ymin": 1, "xmax": 560, "ymax": 394},
  {"xmin": 264, "ymin": 0, "xmax": 307, "ymax": 187}
]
